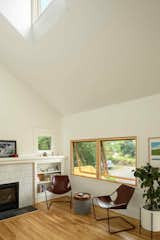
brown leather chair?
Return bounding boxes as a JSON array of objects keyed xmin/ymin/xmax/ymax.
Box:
[
  {"xmin": 45, "ymin": 175, "xmax": 72, "ymax": 210},
  {"xmin": 92, "ymin": 184, "xmax": 135, "ymax": 234}
]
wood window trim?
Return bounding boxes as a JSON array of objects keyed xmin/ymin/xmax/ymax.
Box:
[
  {"xmin": 71, "ymin": 173, "xmax": 137, "ymax": 188},
  {"xmin": 70, "ymin": 136, "xmax": 137, "ymax": 186}
]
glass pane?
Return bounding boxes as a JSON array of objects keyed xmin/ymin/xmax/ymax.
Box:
[
  {"xmin": 100, "ymin": 139, "xmax": 136, "ymax": 185},
  {"xmin": 40, "ymin": 0, "xmax": 52, "ymax": 13},
  {"xmin": 73, "ymin": 141, "xmax": 96, "ymax": 178}
]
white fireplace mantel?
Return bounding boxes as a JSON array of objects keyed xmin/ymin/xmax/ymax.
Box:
[
  {"xmin": 0, "ymin": 156, "xmax": 65, "ymax": 206},
  {"xmin": 0, "ymin": 155, "xmax": 64, "ymax": 165}
]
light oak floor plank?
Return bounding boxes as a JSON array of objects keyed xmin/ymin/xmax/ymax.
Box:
[{"xmin": 0, "ymin": 201, "xmax": 159, "ymax": 240}]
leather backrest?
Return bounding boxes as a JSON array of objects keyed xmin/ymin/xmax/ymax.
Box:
[
  {"xmin": 51, "ymin": 175, "xmax": 71, "ymax": 194},
  {"xmin": 114, "ymin": 184, "xmax": 135, "ymax": 206}
]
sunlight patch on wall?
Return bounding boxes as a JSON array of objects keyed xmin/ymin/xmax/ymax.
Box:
[
  {"xmin": 0, "ymin": 0, "xmax": 65, "ymax": 38},
  {"xmin": 0, "ymin": 0, "xmax": 31, "ymax": 36}
]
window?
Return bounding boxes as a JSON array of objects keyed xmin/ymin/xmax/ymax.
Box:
[
  {"xmin": 71, "ymin": 137, "xmax": 137, "ymax": 185},
  {"xmin": 100, "ymin": 138, "xmax": 136, "ymax": 185}
]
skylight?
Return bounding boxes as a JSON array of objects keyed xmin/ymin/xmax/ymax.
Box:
[
  {"xmin": 40, "ymin": 0, "xmax": 53, "ymax": 13},
  {"xmin": 0, "ymin": 0, "xmax": 55, "ymax": 36},
  {"xmin": 32, "ymin": 0, "xmax": 54, "ymax": 23}
]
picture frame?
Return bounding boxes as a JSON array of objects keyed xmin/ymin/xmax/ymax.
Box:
[
  {"xmin": 33, "ymin": 128, "xmax": 55, "ymax": 154},
  {"xmin": 0, "ymin": 140, "xmax": 17, "ymax": 158},
  {"xmin": 148, "ymin": 137, "xmax": 160, "ymax": 166},
  {"xmin": 38, "ymin": 136, "xmax": 52, "ymax": 151}
]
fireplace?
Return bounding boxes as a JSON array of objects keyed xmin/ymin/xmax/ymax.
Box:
[{"xmin": 0, "ymin": 182, "xmax": 19, "ymax": 212}]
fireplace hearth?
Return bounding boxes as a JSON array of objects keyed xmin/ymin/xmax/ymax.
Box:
[{"xmin": 0, "ymin": 182, "xmax": 19, "ymax": 212}]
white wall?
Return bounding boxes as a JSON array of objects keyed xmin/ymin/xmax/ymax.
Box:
[
  {"xmin": 63, "ymin": 94, "xmax": 160, "ymax": 219},
  {"xmin": 0, "ymin": 64, "xmax": 62, "ymax": 155}
]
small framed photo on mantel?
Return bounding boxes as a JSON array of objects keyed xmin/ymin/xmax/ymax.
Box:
[{"xmin": 148, "ymin": 137, "xmax": 160, "ymax": 167}]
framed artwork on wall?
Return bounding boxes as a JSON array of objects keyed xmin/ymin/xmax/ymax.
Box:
[
  {"xmin": 0, "ymin": 140, "xmax": 17, "ymax": 158},
  {"xmin": 33, "ymin": 128, "xmax": 56, "ymax": 155},
  {"xmin": 148, "ymin": 137, "xmax": 160, "ymax": 166},
  {"xmin": 38, "ymin": 136, "xmax": 52, "ymax": 151}
]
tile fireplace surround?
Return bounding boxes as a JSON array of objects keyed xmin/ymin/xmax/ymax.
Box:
[
  {"xmin": 0, "ymin": 156, "xmax": 65, "ymax": 208},
  {"xmin": 0, "ymin": 163, "xmax": 33, "ymax": 208}
]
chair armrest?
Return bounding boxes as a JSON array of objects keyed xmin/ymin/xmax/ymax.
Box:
[
  {"xmin": 93, "ymin": 190, "xmax": 116, "ymax": 199},
  {"xmin": 93, "ymin": 195, "xmax": 111, "ymax": 199},
  {"xmin": 93, "ymin": 195, "xmax": 112, "ymax": 205},
  {"xmin": 111, "ymin": 202, "xmax": 127, "ymax": 209}
]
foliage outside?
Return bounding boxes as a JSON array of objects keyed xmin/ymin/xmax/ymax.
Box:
[
  {"xmin": 102, "ymin": 140, "xmax": 136, "ymax": 166},
  {"xmin": 134, "ymin": 164, "xmax": 160, "ymax": 211},
  {"xmin": 73, "ymin": 142, "xmax": 96, "ymax": 168}
]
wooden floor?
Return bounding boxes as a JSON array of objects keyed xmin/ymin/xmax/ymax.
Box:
[{"xmin": 0, "ymin": 200, "xmax": 159, "ymax": 240}]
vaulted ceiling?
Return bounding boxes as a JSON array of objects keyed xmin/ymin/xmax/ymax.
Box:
[{"xmin": 0, "ymin": 0, "xmax": 160, "ymax": 115}]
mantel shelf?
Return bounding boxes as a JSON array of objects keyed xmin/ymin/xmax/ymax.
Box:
[
  {"xmin": 37, "ymin": 181, "xmax": 52, "ymax": 184},
  {"xmin": 0, "ymin": 156, "xmax": 64, "ymax": 165},
  {"xmin": 37, "ymin": 170, "xmax": 61, "ymax": 174}
]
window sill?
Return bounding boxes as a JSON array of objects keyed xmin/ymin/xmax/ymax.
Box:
[{"xmin": 71, "ymin": 173, "xmax": 137, "ymax": 187}]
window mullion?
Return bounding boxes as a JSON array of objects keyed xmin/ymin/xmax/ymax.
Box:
[
  {"xmin": 74, "ymin": 143, "xmax": 82, "ymax": 173},
  {"xmin": 101, "ymin": 141, "xmax": 109, "ymax": 176},
  {"xmin": 96, "ymin": 140, "xmax": 101, "ymax": 179}
]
